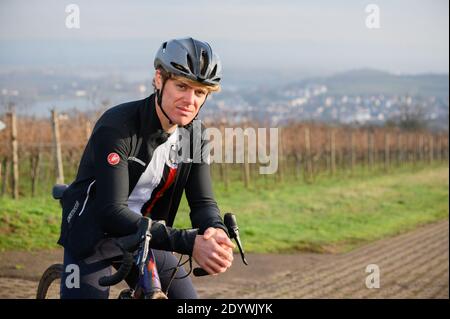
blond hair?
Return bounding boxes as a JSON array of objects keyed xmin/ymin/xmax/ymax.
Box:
[{"xmin": 152, "ymin": 68, "xmax": 221, "ymax": 93}]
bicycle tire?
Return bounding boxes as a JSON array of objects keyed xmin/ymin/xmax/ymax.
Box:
[{"xmin": 36, "ymin": 264, "xmax": 63, "ymax": 299}]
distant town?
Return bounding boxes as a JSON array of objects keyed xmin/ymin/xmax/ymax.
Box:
[{"xmin": 0, "ymin": 68, "xmax": 448, "ymax": 131}]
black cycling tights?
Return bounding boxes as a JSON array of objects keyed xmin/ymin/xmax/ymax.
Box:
[{"xmin": 60, "ymin": 238, "xmax": 198, "ymax": 299}]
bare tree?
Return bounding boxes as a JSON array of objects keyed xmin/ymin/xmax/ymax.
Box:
[{"xmin": 394, "ymin": 103, "xmax": 427, "ymax": 131}]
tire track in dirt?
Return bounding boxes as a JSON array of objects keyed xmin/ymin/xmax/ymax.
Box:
[
  {"xmin": 382, "ymin": 245, "xmax": 449, "ymax": 299},
  {"xmin": 239, "ymin": 221, "xmax": 445, "ymax": 297},
  {"xmin": 240, "ymin": 220, "xmax": 448, "ymax": 299},
  {"xmin": 354, "ymin": 235, "xmax": 448, "ymax": 299},
  {"xmin": 333, "ymin": 227, "xmax": 449, "ymax": 298},
  {"xmin": 282, "ymin": 225, "xmax": 447, "ymax": 298},
  {"xmin": 257, "ymin": 222, "xmax": 446, "ymax": 297}
]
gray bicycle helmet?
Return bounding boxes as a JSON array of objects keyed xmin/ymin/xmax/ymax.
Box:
[{"xmin": 154, "ymin": 37, "xmax": 222, "ymax": 86}]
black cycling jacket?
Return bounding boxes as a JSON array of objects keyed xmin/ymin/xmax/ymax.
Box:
[{"xmin": 57, "ymin": 93, "xmax": 227, "ymax": 259}]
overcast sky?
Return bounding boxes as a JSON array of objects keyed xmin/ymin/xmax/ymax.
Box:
[{"xmin": 0, "ymin": 0, "xmax": 448, "ymax": 75}]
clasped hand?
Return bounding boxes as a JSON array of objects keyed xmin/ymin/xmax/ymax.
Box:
[{"xmin": 192, "ymin": 227, "xmax": 235, "ymax": 275}]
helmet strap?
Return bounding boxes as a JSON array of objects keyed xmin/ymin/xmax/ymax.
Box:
[{"xmin": 156, "ymin": 81, "xmax": 174, "ymax": 125}]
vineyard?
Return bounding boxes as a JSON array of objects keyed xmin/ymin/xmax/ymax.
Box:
[{"xmin": 0, "ymin": 109, "xmax": 448, "ymax": 198}]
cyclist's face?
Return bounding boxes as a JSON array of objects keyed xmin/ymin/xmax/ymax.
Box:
[{"xmin": 155, "ymin": 71, "xmax": 208, "ymax": 126}]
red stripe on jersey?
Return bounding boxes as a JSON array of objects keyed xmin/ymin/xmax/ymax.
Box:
[{"xmin": 143, "ymin": 167, "xmax": 178, "ymax": 217}]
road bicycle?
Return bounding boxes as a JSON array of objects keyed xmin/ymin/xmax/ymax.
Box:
[{"xmin": 36, "ymin": 184, "xmax": 248, "ymax": 299}]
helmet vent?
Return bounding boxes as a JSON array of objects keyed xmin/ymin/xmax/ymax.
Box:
[
  {"xmin": 186, "ymin": 54, "xmax": 195, "ymax": 74},
  {"xmin": 170, "ymin": 62, "xmax": 189, "ymax": 74},
  {"xmin": 200, "ymin": 50, "xmax": 209, "ymax": 77},
  {"xmin": 210, "ymin": 64, "xmax": 217, "ymax": 78}
]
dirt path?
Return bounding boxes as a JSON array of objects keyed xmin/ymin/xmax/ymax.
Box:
[{"xmin": 0, "ymin": 220, "xmax": 448, "ymax": 299}]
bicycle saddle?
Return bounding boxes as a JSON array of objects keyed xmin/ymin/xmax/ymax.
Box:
[{"xmin": 52, "ymin": 184, "xmax": 69, "ymax": 200}]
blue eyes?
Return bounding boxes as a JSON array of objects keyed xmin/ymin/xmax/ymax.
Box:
[{"xmin": 176, "ymin": 83, "xmax": 206, "ymax": 97}]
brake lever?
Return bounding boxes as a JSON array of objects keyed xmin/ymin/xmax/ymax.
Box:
[{"xmin": 224, "ymin": 213, "xmax": 248, "ymax": 265}]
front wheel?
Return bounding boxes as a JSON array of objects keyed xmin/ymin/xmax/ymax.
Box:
[{"xmin": 36, "ymin": 264, "xmax": 63, "ymax": 299}]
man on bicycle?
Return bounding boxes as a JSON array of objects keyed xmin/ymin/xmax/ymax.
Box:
[{"xmin": 58, "ymin": 37, "xmax": 234, "ymax": 299}]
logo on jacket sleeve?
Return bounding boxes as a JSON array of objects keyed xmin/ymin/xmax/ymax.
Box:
[{"xmin": 107, "ymin": 152, "xmax": 120, "ymax": 166}]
